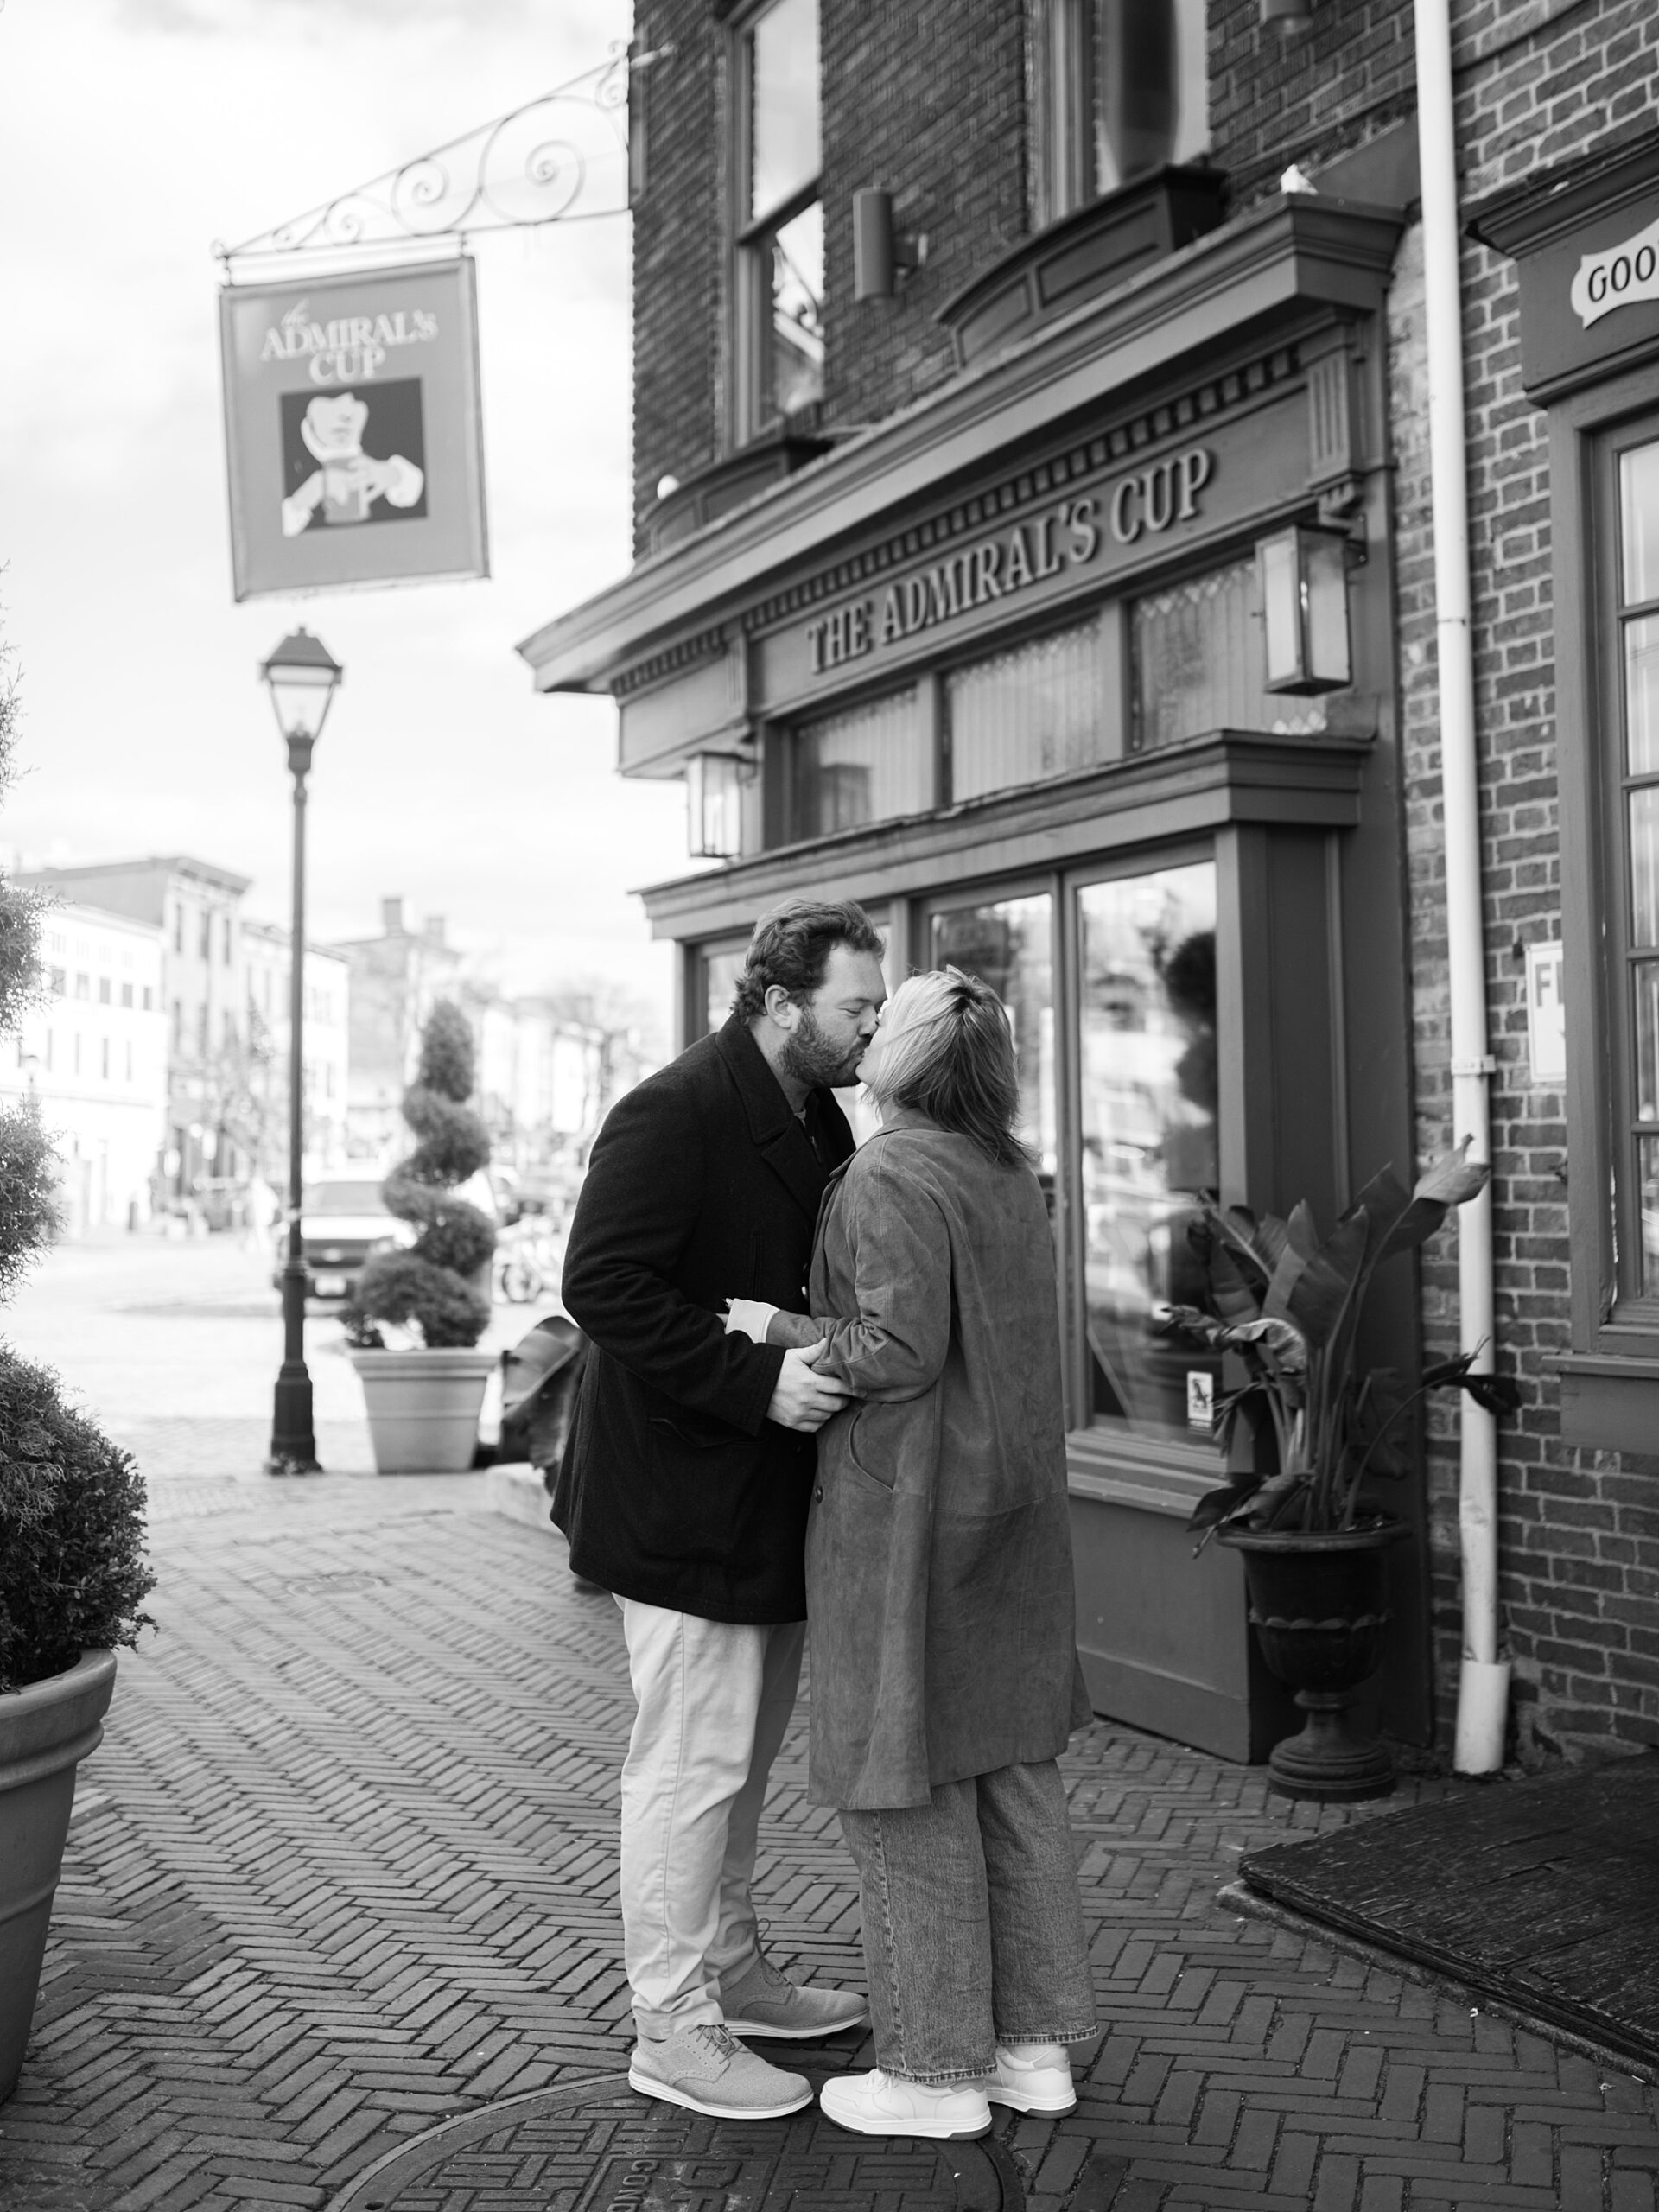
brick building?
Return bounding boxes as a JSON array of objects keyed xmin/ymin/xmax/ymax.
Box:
[{"xmin": 520, "ymin": 0, "xmax": 1659, "ymax": 1767}]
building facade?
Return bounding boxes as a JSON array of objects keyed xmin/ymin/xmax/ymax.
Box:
[
  {"xmin": 328, "ymin": 898, "xmax": 467, "ymax": 1162},
  {"xmin": 239, "ymin": 920, "xmax": 352, "ymax": 1179},
  {"xmin": 1, "ymin": 901, "xmax": 168, "ymax": 1233},
  {"xmin": 521, "ymin": 0, "xmax": 1659, "ymax": 1765},
  {"xmin": 18, "ymin": 856, "xmax": 256, "ymax": 1207}
]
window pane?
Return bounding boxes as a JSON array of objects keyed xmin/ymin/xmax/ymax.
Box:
[
  {"xmin": 1093, "ymin": 0, "xmax": 1209, "ymax": 194},
  {"xmin": 1631, "ymin": 786, "xmax": 1659, "ymax": 949},
  {"xmin": 1620, "ymin": 439, "xmax": 1659, "ymax": 608},
  {"xmin": 703, "ymin": 946, "xmax": 747, "ymax": 1039},
  {"xmin": 1635, "ymin": 963, "xmax": 1659, "ymax": 1123},
  {"xmin": 1641, "ymin": 1136, "xmax": 1659, "ymax": 1295},
  {"xmin": 931, "ymin": 896, "xmax": 1056, "ymax": 1174},
  {"xmin": 750, "ymin": 0, "xmax": 820, "ymax": 222},
  {"xmin": 1132, "ymin": 560, "xmax": 1327, "ymax": 750},
  {"xmin": 1077, "ymin": 864, "xmax": 1219, "ymax": 1441},
  {"xmin": 1625, "ymin": 613, "xmax": 1659, "ymax": 776},
  {"xmin": 769, "ymin": 198, "xmax": 823, "ymax": 418},
  {"xmin": 946, "ymin": 620, "xmax": 1111, "ymax": 804},
  {"xmin": 793, "ymin": 689, "xmax": 925, "ymax": 837}
]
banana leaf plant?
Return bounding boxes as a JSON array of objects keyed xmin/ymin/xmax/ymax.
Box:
[{"xmin": 1159, "ymin": 1142, "xmax": 1520, "ymax": 1544}]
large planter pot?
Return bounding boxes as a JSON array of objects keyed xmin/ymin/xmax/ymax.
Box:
[
  {"xmin": 1219, "ymin": 1522, "xmax": 1408, "ymax": 1803},
  {"xmin": 1, "ymin": 1649, "xmax": 117, "ymax": 2101},
  {"xmin": 348, "ymin": 1347, "xmax": 495, "ymax": 1474}
]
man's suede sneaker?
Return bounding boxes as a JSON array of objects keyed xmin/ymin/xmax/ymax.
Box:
[
  {"xmin": 721, "ymin": 1951, "xmax": 868, "ymax": 2040},
  {"xmin": 628, "ymin": 2024, "xmax": 812, "ymax": 2120},
  {"xmin": 818, "ymin": 2068, "xmax": 992, "ymax": 2139}
]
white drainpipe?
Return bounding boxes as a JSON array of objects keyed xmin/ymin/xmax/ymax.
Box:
[{"xmin": 1413, "ymin": 0, "xmax": 1509, "ymax": 1771}]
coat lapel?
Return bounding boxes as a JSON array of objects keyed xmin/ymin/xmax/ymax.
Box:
[{"xmin": 715, "ymin": 1015, "xmax": 849, "ymax": 1225}]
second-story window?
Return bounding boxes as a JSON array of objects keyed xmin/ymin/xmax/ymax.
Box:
[
  {"xmin": 1027, "ymin": 0, "xmax": 1211, "ymax": 232},
  {"xmin": 734, "ymin": 0, "xmax": 823, "ymax": 441}
]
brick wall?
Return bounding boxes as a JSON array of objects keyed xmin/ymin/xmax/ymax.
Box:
[
  {"xmin": 630, "ymin": 2, "xmax": 723, "ymax": 543},
  {"xmin": 1210, "ymin": 0, "xmax": 1416, "ymax": 207},
  {"xmin": 1392, "ymin": 0, "xmax": 1659, "ymax": 1758},
  {"xmin": 819, "ymin": 0, "xmax": 1029, "ymax": 431}
]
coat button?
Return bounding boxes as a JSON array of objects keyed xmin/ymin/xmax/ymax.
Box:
[{"xmin": 814, "ymin": 1485, "xmax": 824, "ymax": 1502}]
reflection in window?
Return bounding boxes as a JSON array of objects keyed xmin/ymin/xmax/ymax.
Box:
[
  {"xmin": 1132, "ymin": 560, "xmax": 1328, "ymax": 750},
  {"xmin": 946, "ymin": 620, "xmax": 1111, "ymax": 803},
  {"xmin": 1027, "ymin": 0, "xmax": 1210, "ymax": 231},
  {"xmin": 793, "ymin": 689, "xmax": 925, "ymax": 839},
  {"xmin": 1618, "ymin": 437, "xmax": 1659, "ymax": 1290},
  {"xmin": 1077, "ymin": 863, "xmax": 1218, "ymax": 1441},
  {"xmin": 931, "ymin": 895, "xmax": 1056, "ymax": 1176},
  {"xmin": 738, "ymin": 0, "xmax": 823, "ymax": 435}
]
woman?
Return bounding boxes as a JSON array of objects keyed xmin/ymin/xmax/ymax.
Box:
[{"xmin": 728, "ymin": 967, "xmax": 1096, "ymax": 2140}]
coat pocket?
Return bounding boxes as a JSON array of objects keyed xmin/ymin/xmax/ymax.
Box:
[
  {"xmin": 843, "ymin": 1403, "xmax": 899, "ymax": 1492},
  {"xmin": 645, "ymin": 1416, "xmax": 766, "ymax": 1565}
]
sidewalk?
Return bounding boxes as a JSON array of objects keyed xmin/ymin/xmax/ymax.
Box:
[{"xmin": 2, "ymin": 1470, "xmax": 1656, "ymax": 2212}]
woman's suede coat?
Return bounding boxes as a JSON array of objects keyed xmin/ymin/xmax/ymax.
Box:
[{"xmin": 803, "ymin": 1115, "xmax": 1092, "ymax": 1811}]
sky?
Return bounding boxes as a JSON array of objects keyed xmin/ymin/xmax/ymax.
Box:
[{"xmin": 0, "ymin": 0, "xmax": 692, "ymax": 1022}]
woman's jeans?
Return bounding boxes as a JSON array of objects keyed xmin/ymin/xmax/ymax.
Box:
[{"xmin": 838, "ymin": 1758, "xmax": 1096, "ymax": 2082}]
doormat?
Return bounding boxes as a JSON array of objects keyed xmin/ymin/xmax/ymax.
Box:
[
  {"xmin": 325, "ymin": 2073, "xmax": 1020, "ymax": 2212},
  {"xmin": 1239, "ymin": 1751, "xmax": 1659, "ymax": 2069}
]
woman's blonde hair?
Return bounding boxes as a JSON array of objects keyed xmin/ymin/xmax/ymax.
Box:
[{"xmin": 868, "ymin": 967, "xmax": 1030, "ymax": 1168}]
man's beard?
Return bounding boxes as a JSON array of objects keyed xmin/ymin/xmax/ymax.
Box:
[{"xmin": 779, "ymin": 1007, "xmax": 861, "ymax": 1090}]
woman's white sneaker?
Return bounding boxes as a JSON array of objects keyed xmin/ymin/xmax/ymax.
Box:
[
  {"xmin": 819, "ymin": 2068, "xmax": 992, "ymax": 2139},
  {"xmin": 982, "ymin": 2042, "xmax": 1076, "ymax": 2116}
]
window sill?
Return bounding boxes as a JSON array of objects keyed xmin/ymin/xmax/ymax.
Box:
[
  {"xmin": 938, "ymin": 165, "xmax": 1229, "ymax": 370},
  {"xmin": 1065, "ymin": 1425, "xmax": 1220, "ymax": 1519},
  {"xmin": 1548, "ymin": 1351, "xmax": 1659, "ymax": 1454}
]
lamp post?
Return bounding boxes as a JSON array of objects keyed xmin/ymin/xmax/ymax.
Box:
[{"xmin": 260, "ymin": 626, "xmax": 342, "ymax": 1478}]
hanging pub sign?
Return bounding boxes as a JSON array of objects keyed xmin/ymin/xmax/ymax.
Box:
[{"xmin": 219, "ymin": 259, "xmax": 487, "ymax": 601}]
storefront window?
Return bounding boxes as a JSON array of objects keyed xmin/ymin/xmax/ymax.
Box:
[
  {"xmin": 1132, "ymin": 559, "xmax": 1327, "ymax": 751},
  {"xmin": 931, "ymin": 893, "xmax": 1057, "ymax": 1175},
  {"xmin": 945, "ymin": 620, "xmax": 1111, "ymax": 803},
  {"xmin": 1617, "ymin": 436, "xmax": 1659, "ymax": 1291},
  {"xmin": 697, "ymin": 940, "xmax": 749, "ymax": 1038},
  {"xmin": 792, "ymin": 688, "xmax": 926, "ymax": 838},
  {"xmin": 735, "ymin": 0, "xmax": 823, "ymax": 437},
  {"xmin": 1077, "ymin": 861, "xmax": 1218, "ymax": 1440}
]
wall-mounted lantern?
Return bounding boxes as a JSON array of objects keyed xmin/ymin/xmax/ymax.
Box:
[
  {"xmin": 687, "ymin": 752, "xmax": 748, "ymax": 859},
  {"xmin": 1257, "ymin": 526, "xmax": 1352, "ymax": 695},
  {"xmin": 853, "ymin": 189, "xmax": 927, "ymax": 301},
  {"xmin": 1261, "ymin": 0, "xmax": 1314, "ymax": 32}
]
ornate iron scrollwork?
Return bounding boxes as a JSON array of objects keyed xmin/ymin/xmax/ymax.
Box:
[{"xmin": 218, "ymin": 45, "xmax": 637, "ymax": 270}]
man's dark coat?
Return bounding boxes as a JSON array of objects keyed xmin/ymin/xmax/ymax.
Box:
[{"xmin": 554, "ymin": 1015, "xmax": 855, "ymax": 1624}]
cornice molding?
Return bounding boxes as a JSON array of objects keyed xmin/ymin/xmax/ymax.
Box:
[{"xmin": 517, "ymin": 194, "xmax": 1405, "ymax": 696}]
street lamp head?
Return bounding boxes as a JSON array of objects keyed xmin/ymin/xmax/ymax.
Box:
[{"xmin": 260, "ymin": 626, "xmax": 343, "ymax": 749}]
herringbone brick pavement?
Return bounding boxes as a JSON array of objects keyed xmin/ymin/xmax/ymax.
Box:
[{"xmin": 1, "ymin": 1473, "xmax": 1655, "ymax": 2212}]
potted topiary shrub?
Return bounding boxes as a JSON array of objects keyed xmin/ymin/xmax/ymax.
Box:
[
  {"xmin": 343, "ymin": 1001, "xmax": 498, "ymax": 1473},
  {"xmin": 1159, "ymin": 1146, "xmax": 1516, "ymax": 1802},
  {"xmin": 0, "ymin": 657, "xmax": 155, "ymax": 2101}
]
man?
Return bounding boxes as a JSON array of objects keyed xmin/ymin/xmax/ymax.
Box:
[{"xmin": 556, "ymin": 899, "xmax": 888, "ymax": 2121}]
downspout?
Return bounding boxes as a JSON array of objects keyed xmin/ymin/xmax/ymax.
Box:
[{"xmin": 1413, "ymin": 0, "xmax": 1509, "ymax": 1771}]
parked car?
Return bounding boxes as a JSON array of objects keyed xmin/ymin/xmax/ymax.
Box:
[{"xmin": 272, "ymin": 1172, "xmax": 410, "ymax": 1302}]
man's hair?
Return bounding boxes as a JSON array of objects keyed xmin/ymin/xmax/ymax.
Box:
[
  {"xmin": 870, "ymin": 967, "xmax": 1030, "ymax": 1170},
  {"xmin": 730, "ymin": 898, "xmax": 884, "ymax": 1022}
]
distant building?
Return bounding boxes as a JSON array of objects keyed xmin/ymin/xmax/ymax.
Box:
[
  {"xmin": 239, "ymin": 921, "xmax": 351, "ymax": 1178},
  {"xmin": 17, "ymin": 856, "xmax": 251, "ymax": 1204},
  {"xmin": 327, "ymin": 897, "xmax": 465, "ymax": 1161},
  {"xmin": 0, "ymin": 900, "xmax": 167, "ymax": 1232}
]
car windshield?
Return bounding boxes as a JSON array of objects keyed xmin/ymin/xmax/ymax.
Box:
[{"xmin": 302, "ymin": 1181, "xmax": 387, "ymax": 1215}]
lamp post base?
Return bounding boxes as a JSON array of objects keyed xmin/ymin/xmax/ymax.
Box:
[{"xmin": 266, "ymin": 1362, "xmax": 321, "ymax": 1478}]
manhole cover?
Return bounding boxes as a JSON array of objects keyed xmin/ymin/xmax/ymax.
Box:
[{"xmin": 328, "ymin": 2074, "xmax": 1019, "ymax": 2211}]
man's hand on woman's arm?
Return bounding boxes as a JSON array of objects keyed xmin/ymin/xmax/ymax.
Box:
[{"xmin": 766, "ymin": 1340, "xmax": 855, "ymax": 1433}]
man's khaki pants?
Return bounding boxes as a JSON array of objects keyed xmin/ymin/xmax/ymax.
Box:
[{"xmin": 616, "ymin": 1598, "xmax": 805, "ymax": 2039}]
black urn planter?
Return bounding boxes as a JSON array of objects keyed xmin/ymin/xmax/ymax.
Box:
[{"xmin": 1219, "ymin": 1521, "xmax": 1408, "ymax": 1802}]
